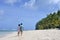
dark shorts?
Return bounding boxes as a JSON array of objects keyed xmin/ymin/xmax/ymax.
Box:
[{"xmin": 20, "ymin": 30, "xmax": 23, "ymax": 32}]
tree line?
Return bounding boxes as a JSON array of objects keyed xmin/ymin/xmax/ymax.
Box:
[{"xmin": 36, "ymin": 10, "xmax": 60, "ymax": 30}]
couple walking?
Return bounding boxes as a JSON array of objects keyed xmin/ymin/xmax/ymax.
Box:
[{"xmin": 18, "ymin": 23, "xmax": 23, "ymax": 36}]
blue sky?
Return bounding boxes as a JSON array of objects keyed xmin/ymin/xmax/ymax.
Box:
[{"xmin": 0, "ymin": 0, "xmax": 60, "ymax": 30}]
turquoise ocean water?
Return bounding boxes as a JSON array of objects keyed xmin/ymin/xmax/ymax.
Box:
[
  {"xmin": 0, "ymin": 30, "xmax": 29, "ymax": 37},
  {"xmin": 0, "ymin": 30, "xmax": 16, "ymax": 37}
]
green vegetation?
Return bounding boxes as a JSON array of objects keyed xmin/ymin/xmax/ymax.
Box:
[{"xmin": 35, "ymin": 10, "xmax": 60, "ymax": 30}]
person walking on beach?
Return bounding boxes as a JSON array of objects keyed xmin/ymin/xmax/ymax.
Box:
[{"xmin": 18, "ymin": 23, "xmax": 23, "ymax": 36}]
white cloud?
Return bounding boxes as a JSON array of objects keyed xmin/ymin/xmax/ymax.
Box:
[
  {"xmin": 4, "ymin": 0, "xmax": 20, "ymax": 5},
  {"xmin": 49, "ymin": 0, "xmax": 60, "ymax": 9},
  {"xmin": 23, "ymin": 0, "xmax": 37, "ymax": 9},
  {"xmin": 49, "ymin": 0, "xmax": 60, "ymax": 4}
]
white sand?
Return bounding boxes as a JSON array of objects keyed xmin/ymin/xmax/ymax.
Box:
[{"xmin": 0, "ymin": 30, "xmax": 60, "ymax": 40}]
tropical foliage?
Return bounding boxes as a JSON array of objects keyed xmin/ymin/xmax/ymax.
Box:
[{"xmin": 35, "ymin": 10, "xmax": 60, "ymax": 30}]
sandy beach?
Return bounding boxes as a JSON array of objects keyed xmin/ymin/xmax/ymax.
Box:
[{"xmin": 0, "ymin": 30, "xmax": 60, "ymax": 40}]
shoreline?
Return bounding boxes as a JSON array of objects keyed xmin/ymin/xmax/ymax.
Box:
[{"xmin": 0, "ymin": 30, "xmax": 60, "ymax": 40}]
